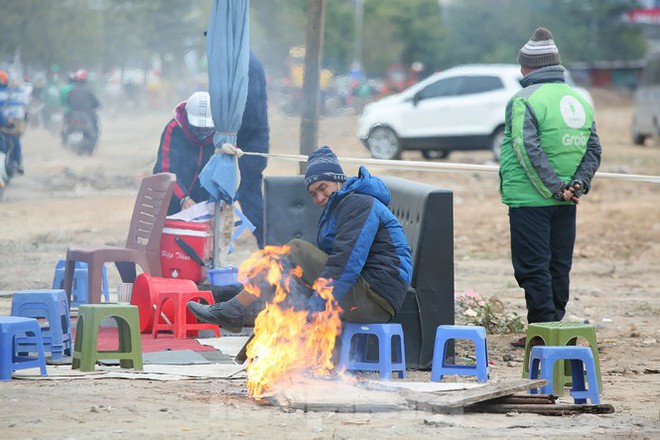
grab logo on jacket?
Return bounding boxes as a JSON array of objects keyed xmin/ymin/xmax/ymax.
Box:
[{"xmin": 559, "ymin": 95, "xmax": 586, "ymax": 129}]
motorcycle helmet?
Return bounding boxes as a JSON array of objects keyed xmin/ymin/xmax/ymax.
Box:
[
  {"xmin": 185, "ymin": 91, "xmax": 214, "ymax": 128},
  {"xmin": 0, "ymin": 70, "xmax": 8, "ymax": 86},
  {"xmin": 73, "ymin": 69, "xmax": 89, "ymax": 82}
]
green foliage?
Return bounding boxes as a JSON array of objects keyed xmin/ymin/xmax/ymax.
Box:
[
  {"xmin": 322, "ymin": 1, "xmax": 355, "ymax": 71},
  {"xmin": 442, "ymin": 0, "xmax": 534, "ymax": 66},
  {"xmin": 444, "ymin": 0, "xmax": 648, "ymax": 66},
  {"xmin": 531, "ymin": 0, "xmax": 648, "ymax": 62},
  {"xmin": 0, "ymin": 0, "xmax": 651, "ymax": 81},
  {"xmin": 251, "ymin": 0, "xmax": 355, "ymax": 75},
  {"xmin": 250, "ymin": 0, "xmax": 306, "ymax": 77},
  {"xmin": 234, "ymin": 0, "xmax": 446, "ymax": 77},
  {"xmin": 0, "ymin": 0, "xmax": 203, "ymax": 78},
  {"xmin": 0, "ymin": 0, "xmax": 101, "ymax": 73},
  {"xmin": 363, "ymin": 0, "xmax": 446, "ymax": 75},
  {"xmin": 455, "ymin": 291, "xmax": 525, "ymax": 335}
]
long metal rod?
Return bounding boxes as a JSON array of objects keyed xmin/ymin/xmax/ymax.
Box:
[{"xmin": 241, "ymin": 151, "xmax": 660, "ymax": 184}]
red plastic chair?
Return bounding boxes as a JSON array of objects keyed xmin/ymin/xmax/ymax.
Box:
[
  {"xmin": 152, "ymin": 290, "xmax": 221, "ymax": 339},
  {"xmin": 63, "ymin": 173, "xmax": 176, "ymax": 306}
]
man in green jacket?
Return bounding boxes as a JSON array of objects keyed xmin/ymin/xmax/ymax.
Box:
[{"xmin": 499, "ymin": 27, "xmax": 601, "ymax": 347}]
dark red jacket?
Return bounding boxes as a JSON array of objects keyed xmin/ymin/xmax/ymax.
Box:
[{"xmin": 153, "ymin": 102, "xmax": 214, "ymax": 215}]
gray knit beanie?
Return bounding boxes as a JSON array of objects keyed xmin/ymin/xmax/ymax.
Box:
[{"xmin": 518, "ymin": 27, "xmax": 561, "ymax": 68}]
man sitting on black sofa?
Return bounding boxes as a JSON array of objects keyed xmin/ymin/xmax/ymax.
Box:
[{"xmin": 187, "ymin": 145, "xmax": 413, "ymax": 331}]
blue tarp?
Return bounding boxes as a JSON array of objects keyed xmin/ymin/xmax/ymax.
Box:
[{"xmin": 199, "ymin": 0, "xmax": 250, "ymax": 203}]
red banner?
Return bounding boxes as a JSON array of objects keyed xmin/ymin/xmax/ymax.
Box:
[{"xmin": 626, "ymin": 8, "xmax": 660, "ymax": 25}]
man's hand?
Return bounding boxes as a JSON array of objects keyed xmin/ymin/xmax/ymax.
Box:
[
  {"xmin": 553, "ymin": 182, "xmax": 580, "ymax": 204},
  {"xmin": 566, "ymin": 188, "xmax": 580, "ymax": 204},
  {"xmin": 180, "ymin": 196, "xmax": 195, "ymax": 210},
  {"xmin": 568, "ymin": 179, "xmax": 584, "ymax": 198},
  {"xmin": 563, "ymin": 179, "xmax": 584, "ymax": 204},
  {"xmin": 215, "ymin": 143, "xmax": 244, "ymax": 157}
]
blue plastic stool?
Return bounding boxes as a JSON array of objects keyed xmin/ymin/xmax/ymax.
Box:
[
  {"xmin": 431, "ymin": 325, "xmax": 489, "ymax": 382},
  {"xmin": 229, "ymin": 206, "xmax": 255, "ymax": 253},
  {"xmin": 522, "ymin": 321, "xmax": 602, "ymax": 395},
  {"xmin": 52, "ymin": 259, "xmax": 109, "ymax": 305},
  {"xmin": 0, "ymin": 316, "xmax": 48, "ymax": 381},
  {"xmin": 338, "ymin": 323, "xmax": 406, "ymax": 379},
  {"xmin": 11, "ymin": 289, "xmax": 72, "ymax": 361},
  {"xmin": 529, "ymin": 346, "xmax": 601, "ymax": 404}
]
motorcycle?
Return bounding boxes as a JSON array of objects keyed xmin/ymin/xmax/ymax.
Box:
[{"xmin": 61, "ymin": 111, "xmax": 99, "ymax": 155}]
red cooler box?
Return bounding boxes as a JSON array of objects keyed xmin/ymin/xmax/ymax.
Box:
[{"xmin": 160, "ymin": 219, "xmax": 212, "ymax": 283}]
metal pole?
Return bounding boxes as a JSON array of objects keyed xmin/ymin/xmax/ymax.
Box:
[
  {"xmin": 298, "ymin": 0, "xmax": 325, "ymax": 175},
  {"xmin": 212, "ymin": 201, "xmax": 221, "ymax": 268},
  {"xmin": 353, "ymin": 0, "xmax": 364, "ymax": 69}
]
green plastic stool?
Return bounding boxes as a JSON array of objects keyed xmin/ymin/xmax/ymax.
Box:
[
  {"xmin": 72, "ymin": 304, "xmax": 143, "ymax": 372},
  {"xmin": 522, "ymin": 321, "xmax": 602, "ymax": 396}
]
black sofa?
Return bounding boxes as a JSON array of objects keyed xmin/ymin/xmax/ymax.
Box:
[{"xmin": 262, "ymin": 175, "xmax": 454, "ymax": 369}]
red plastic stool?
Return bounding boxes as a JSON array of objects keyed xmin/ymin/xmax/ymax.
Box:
[{"xmin": 152, "ymin": 290, "xmax": 221, "ymax": 339}]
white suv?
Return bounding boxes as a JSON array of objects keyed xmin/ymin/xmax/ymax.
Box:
[{"xmin": 357, "ymin": 64, "xmax": 593, "ymax": 161}]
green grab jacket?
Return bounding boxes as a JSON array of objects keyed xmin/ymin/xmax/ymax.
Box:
[{"xmin": 499, "ymin": 65, "xmax": 602, "ymax": 208}]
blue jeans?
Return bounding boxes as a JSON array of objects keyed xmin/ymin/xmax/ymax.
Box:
[
  {"xmin": 0, "ymin": 134, "xmax": 21, "ymax": 163},
  {"xmin": 10, "ymin": 135, "xmax": 22, "ymax": 165},
  {"xmin": 509, "ymin": 205, "xmax": 576, "ymax": 324}
]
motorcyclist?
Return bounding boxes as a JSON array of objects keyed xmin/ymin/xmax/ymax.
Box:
[
  {"xmin": 0, "ymin": 69, "xmax": 26, "ymax": 180},
  {"xmin": 64, "ymin": 69, "xmax": 100, "ymax": 135}
]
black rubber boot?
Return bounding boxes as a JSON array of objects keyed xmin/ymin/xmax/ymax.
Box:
[
  {"xmin": 186, "ymin": 301, "xmax": 244, "ymax": 333},
  {"xmin": 208, "ymin": 283, "xmax": 244, "ymax": 303}
]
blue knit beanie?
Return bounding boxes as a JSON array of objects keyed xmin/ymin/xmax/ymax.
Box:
[{"xmin": 304, "ymin": 146, "xmax": 347, "ymax": 188}]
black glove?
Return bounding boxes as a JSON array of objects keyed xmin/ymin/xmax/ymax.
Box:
[{"xmin": 568, "ymin": 179, "xmax": 584, "ymax": 198}]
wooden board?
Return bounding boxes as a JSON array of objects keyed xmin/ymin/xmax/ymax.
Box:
[
  {"xmin": 368, "ymin": 380, "xmax": 483, "ymax": 393},
  {"xmin": 484, "ymin": 393, "xmax": 556, "ymax": 405},
  {"xmin": 465, "ymin": 403, "xmax": 616, "ymax": 416},
  {"xmin": 268, "ymin": 378, "xmax": 549, "ymax": 414},
  {"xmin": 402, "ymin": 379, "xmax": 548, "ymax": 414},
  {"xmin": 267, "ymin": 377, "xmax": 408, "ymax": 412}
]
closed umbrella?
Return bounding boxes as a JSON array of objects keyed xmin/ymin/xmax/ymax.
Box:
[{"xmin": 200, "ymin": 0, "xmax": 250, "ymax": 269}]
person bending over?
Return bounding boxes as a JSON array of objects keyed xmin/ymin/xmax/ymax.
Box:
[
  {"xmin": 153, "ymin": 91, "xmax": 215, "ymax": 215},
  {"xmin": 187, "ymin": 146, "xmax": 413, "ymax": 331}
]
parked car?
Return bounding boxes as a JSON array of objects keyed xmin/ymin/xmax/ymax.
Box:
[
  {"xmin": 632, "ymin": 50, "xmax": 660, "ymax": 145},
  {"xmin": 357, "ymin": 64, "xmax": 594, "ymax": 161}
]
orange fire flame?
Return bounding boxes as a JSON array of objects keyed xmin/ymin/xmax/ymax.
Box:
[{"xmin": 238, "ymin": 245, "xmax": 343, "ymax": 398}]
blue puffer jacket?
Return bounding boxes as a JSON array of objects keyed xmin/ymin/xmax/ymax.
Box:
[{"xmin": 313, "ymin": 166, "xmax": 413, "ymax": 314}]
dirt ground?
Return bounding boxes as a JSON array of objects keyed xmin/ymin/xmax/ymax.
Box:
[{"xmin": 0, "ymin": 90, "xmax": 659, "ymax": 439}]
